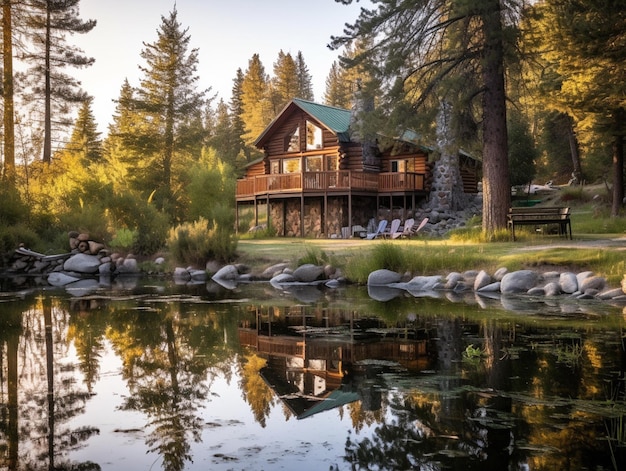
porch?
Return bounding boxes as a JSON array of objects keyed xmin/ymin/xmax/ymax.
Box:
[{"xmin": 236, "ymin": 170, "xmax": 426, "ymax": 199}]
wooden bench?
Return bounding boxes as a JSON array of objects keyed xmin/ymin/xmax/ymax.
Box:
[{"xmin": 508, "ymin": 207, "xmax": 572, "ymax": 241}]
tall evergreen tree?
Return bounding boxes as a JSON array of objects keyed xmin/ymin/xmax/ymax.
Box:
[
  {"xmin": 240, "ymin": 54, "xmax": 271, "ymax": 152},
  {"xmin": 331, "ymin": 0, "xmax": 514, "ymax": 233},
  {"xmin": 323, "ymin": 61, "xmax": 352, "ymax": 108},
  {"xmin": 118, "ymin": 7, "xmax": 206, "ymax": 219},
  {"xmin": 21, "ymin": 0, "xmax": 96, "ymax": 163},
  {"xmin": 527, "ymin": 0, "xmax": 626, "ymax": 215},
  {"xmin": 2, "ymin": 0, "xmax": 16, "ymax": 183},
  {"xmin": 295, "ymin": 51, "xmax": 314, "ymax": 101},
  {"xmin": 65, "ymin": 97, "xmax": 101, "ymax": 166},
  {"xmin": 270, "ymin": 50, "xmax": 299, "ymax": 114},
  {"xmin": 229, "ymin": 68, "xmax": 249, "ymax": 164}
]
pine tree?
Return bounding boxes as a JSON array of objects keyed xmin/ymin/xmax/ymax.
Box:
[
  {"xmin": 229, "ymin": 68, "xmax": 249, "ymax": 164},
  {"xmin": 323, "ymin": 61, "xmax": 352, "ymax": 108},
  {"xmin": 331, "ymin": 0, "xmax": 513, "ymax": 233},
  {"xmin": 295, "ymin": 51, "xmax": 314, "ymax": 101},
  {"xmin": 65, "ymin": 97, "xmax": 102, "ymax": 166},
  {"xmin": 270, "ymin": 50, "xmax": 299, "ymax": 114},
  {"xmin": 2, "ymin": 0, "xmax": 16, "ymax": 183},
  {"xmin": 21, "ymin": 0, "xmax": 96, "ymax": 163},
  {"xmin": 527, "ymin": 0, "xmax": 626, "ymax": 216},
  {"xmin": 240, "ymin": 54, "xmax": 271, "ymax": 152},
  {"xmin": 119, "ymin": 7, "xmax": 206, "ymax": 219}
]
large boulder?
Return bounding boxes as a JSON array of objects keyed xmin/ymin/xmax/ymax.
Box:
[
  {"xmin": 63, "ymin": 253, "xmax": 101, "ymax": 274},
  {"xmin": 500, "ymin": 270, "xmax": 539, "ymax": 294},
  {"xmin": 292, "ymin": 264, "xmax": 325, "ymax": 282},
  {"xmin": 367, "ymin": 269, "xmax": 402, "ymax": 286},
  {"xmin": 559, "ymin": 272, "xmax": 579, "ymax": 294}
]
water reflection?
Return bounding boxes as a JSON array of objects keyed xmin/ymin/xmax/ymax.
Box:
[{"xmin": 0, "ymin": 280, "xmax": 625, "ymax": 470}]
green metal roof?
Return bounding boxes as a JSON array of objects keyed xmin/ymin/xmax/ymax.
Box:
[
  {"xmin": 291, "ymin": 98, "xmax": 351, "ymax": 138},
  {"xmin": 255, "ymin": 98, "xmax": 352, "ymax": 147}
]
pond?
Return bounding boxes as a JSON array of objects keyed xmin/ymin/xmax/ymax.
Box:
[{"xmin": 1, "ymin": 276, "xmax": 626, "ymax": 471}]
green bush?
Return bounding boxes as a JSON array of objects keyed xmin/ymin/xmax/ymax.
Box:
[
  {"xmin": 167, "ymin": 217, "xmax": 237, "ymax": 267},
  {"xmin": 109, "ymin": 228, "xmax": 137, "ymax": 251},
  {"xmin": 0, "ymin": 224, "xmax": 40, "ymax": 256}
]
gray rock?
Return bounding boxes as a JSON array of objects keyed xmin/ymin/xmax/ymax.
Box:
[
  {"xmin": 543, "ymin": 282, "xmax": 562, "ymax": 296},
  {"xmin": 118, "ymin": 258, "xmax": 140, "ymax": 274},
  {"xmin": 559, "ymin": 272, "xmax": 578, "ymax": 294},
  {"xmin": 597, "ymin": 288, "xmax": 624, "ymax": 300},
  {"xmin": 473, "ymin": 270, "xmax": 492, "ymax": 291},
  {"xmin": 262, "ymin": 262, "xmax": 291, "ymax": 277},
  {"xmin": 493, "ymin": 267, "xmax": 508, "ymax": 281},
  {"xmin": 173, "ymin": 267, "xmax": 191, "ymax": 280},
  {"xmin": 404, "ymin": 275, "xmax": 443, "ymax": 292},
  {"xmin": 527, "ymin": 287, "xmax": 545, "ymax": 296},
  {"xmin": 445, "ymin": 272, "xmax": 463, "ymax": 289},
  {"xmin": 500, "ymin": 270, "xmax": 539, "ymax": 294},
  {"xmin": 189, "ymin": 269, "xmax": 208, "ymax": 281},
  {"xmin": 292, "ymin": 264, "xmax": 325, "ymax": 282},
  {"xmin": 270, "ymin": 273, "xmax": 296, "ymax": 285},
  {"xmin": 48, "ymin": 272, "xmax": 81, "ymax": 286},
  {"xmin": 212, "ymin": 264, "xmax": 239, "ymax": 280},
  {"xmin": 576, "ymin": 271, "xmax": 594, "ymax": 289},
  {"xmin": 580, "ymin": 275, "xmax": 606, "ymax": 292},
  {"xmin": 477, "ymin": 281, "xmax": 501, "ymax": 293},
  {"xmin": 63, "ymin": 253, "xmax": 101, "ymax": 274},
  {"xmin": 367, "ymin": 269, "xmax": 402, "ymax": 286}
]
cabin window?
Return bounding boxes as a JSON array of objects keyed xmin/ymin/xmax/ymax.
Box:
[
  {"xmin": 326, "ymin": 155, "xmax": 338, "ymax": 171},
  {"xmin": 305, "ymin": 156, "xmax": 323, "ymax": 172},
  {"xmin": 283, "ymin": 157, "xmax": 301, "ymax": 173},
  {"xmin": 270, "ymin": 160, "xmax": 280, "ymax": 174},
  {"xmin": 285, "ymin": 126, "xmax": 300, "ymax": 152},
  {"xmin": 306, "ymin": 121, "xmax": 323, "ymax": 150},
  {"xmin": 391, "ymin": 159, "xmax": 414, "ymax": 172}
]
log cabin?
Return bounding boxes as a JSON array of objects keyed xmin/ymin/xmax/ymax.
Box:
[{"xmin": 235, "ymin": 98, "xmax": 480, "ymax": 238}]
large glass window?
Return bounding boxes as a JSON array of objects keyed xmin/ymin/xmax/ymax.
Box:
[
  {"xmin": 285, "ymin": 126, "xmax": 300, "ymax": 152},
  {"xmin": 306, "ymin": 156, "xmax": 323, "ymax": 172},
  {"xmin": 306, "ymin": 121, "xmax": 323, "ymax": 150},
  {"xmin": 270, "ymin": 160, "xmax": 280, "ymax": 174},
  {"xmin": 326, "ymin": 155, "xmax": 338, "ymax": 171},
  {"xmin": 283, "ymin": 157, "xmax": 301, "ymax": 173}
]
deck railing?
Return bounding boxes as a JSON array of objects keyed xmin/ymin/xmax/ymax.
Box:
[{"xmin": 236, "ymin": 171, "xmax": 425, "ymax": 198}]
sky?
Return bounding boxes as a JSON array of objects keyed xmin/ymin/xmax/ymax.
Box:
[{"xmin": 72, "ymin": 0, "xmax": 371, "ymax": 133}]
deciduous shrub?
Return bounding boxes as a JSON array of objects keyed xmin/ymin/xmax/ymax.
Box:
[{"xmin": 167, "ymin": 217, "xmax": 237, "ymax": 266}]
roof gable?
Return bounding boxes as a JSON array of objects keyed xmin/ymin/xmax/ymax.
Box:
[{"xmin": 254, "ymin": 98, "xmax": 351, "ymax": 148}]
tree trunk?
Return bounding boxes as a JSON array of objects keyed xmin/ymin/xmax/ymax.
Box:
[
  {"xmin": 2, "ymin": 0, "xmax": 15, "ymax": 182},
  {"xmin": 43, "ymin": 3, "xmax": 52, "ymax": 163},
  {"xmin": 480, "ymin": 0, "xmax": 510, "ymax": 233},
  {"xmin": 566, "ymin": 115, "xmax": 582, "ymax": 183},
  {"xmin": 611, "ymin": 109, "xmax": 625, "ymax": 217}
]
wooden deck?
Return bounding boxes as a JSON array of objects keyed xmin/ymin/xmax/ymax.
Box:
[{"xmin": 236, "ymin": 171, "xmax": 426, "ymax": 198}]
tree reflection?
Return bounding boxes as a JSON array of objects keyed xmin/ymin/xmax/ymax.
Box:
[
  {"xmin": 107, "ymin": 302, "xmax": 237, "ymax": 471},
  {"xmin": 238, "ymin": 352, "xmax": 275, "ymax": 427},
  {"xmin": 0, "ymin": 296, "xmax": 99, "ymax": 470}
]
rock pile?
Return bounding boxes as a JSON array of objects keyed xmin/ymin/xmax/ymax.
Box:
[
  {"xmin": 6, "ymin": 231, "xmax": 141, "ymax": 287},
  {"xmin": 367, "ymin": 267, "xmax": 626, "ymax": 302}
]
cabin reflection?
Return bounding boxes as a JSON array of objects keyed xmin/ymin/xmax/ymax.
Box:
[{"xmin": 238, "ymin": 305, "xmax": 432, "ymax": 419}]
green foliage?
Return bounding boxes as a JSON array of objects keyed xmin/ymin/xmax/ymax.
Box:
[
  {"xmin": 508, "ymin": 109, "xmax": 537, "ymax": 186},
  {"xmin": 297, "ymin": 246, "xmax": 330, "ymax": 266},
  {"xmin": 167, "ymin": 217, "xmax": 237, "ymax": 266},
  {"xmin": 0, "ymin": 224, "xmax": 39, "ymax": 256},
  {"xmin": 0, "ymin": 186, "xmax": 28, "ymax": 227},
  {"xmin": 344, "ymin": 242, "xmax": 406, "ymax": 283},
  {"xmin": 109, "ymin": 228, "xmax": 137, "ymax": 251}
]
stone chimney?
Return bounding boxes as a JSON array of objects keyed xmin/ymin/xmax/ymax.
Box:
[{"xmin": 350, "ymin": 79, "xmax": 380, "ymax": 171}]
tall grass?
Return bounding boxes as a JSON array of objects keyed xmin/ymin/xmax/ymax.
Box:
[{"xmin": 344, "ymin": 241, "xmax": 505, "ymax": 284}]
